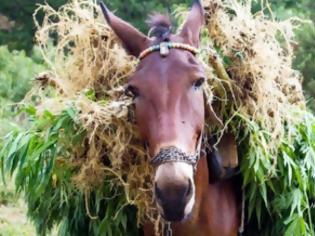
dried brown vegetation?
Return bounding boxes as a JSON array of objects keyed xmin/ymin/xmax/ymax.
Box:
[{"xmin": 29, "ymin": 0, "xmax": 307, "ymax": 230}]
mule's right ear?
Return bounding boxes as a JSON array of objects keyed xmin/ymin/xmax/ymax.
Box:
[{"xmin": 100, "ymin": 2, "xmax": 151, "ymax": 57}]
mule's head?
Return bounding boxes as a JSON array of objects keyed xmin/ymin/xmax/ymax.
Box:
[{"xmin": 101, "ymin": 0, "xmax": 205, "ymax": 222}]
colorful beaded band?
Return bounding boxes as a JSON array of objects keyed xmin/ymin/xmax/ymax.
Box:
[{"xmin": 139, "ymin": 42, "xmax": 199, "ymax": 60}]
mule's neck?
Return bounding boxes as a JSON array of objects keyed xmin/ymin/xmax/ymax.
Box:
[
  {"xmin": 170, "ymin": 155, "xmax": 240, "ymax": 236},
  {"xmin": 190, "ymin": 155, "xmax": 209, "ymax": 221}
]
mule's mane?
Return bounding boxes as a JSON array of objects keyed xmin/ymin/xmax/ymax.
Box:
[{"xmin": 146, "ymin": 13, "xmax": 172, "ymax": 39}]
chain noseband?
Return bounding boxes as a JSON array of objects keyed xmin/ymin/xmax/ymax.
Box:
[
  {"xmin": 150, "ymin": 128, "xmax": 204, "ymax": 172},
  {"xmin": 150, "ymin": 146, "xmax": 200, "ymax": 169}
]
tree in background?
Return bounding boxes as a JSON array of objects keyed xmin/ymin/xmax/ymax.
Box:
[
  {"xmin": 0, "ymin": 0, "xmax": 67, "ymax": 51},
  {"xmin": 268, "ymin": 0, "xmax": 315, "ymax": 110},
  {"xmin": 0, "ymin": 0, "xmax": 190, "ymax": 52}
]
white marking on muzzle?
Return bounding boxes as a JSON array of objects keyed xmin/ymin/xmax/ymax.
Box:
[
  {"xmin": 155, "ymin": 162, "xmax": 194, "ymax": 182},
  {"xmin": 184, "ymin": 189, "xmax": 195, "ymax": 217},
  {"xmin": 154, "ymin": 162, "xmax": 195, "ymax": 218}
]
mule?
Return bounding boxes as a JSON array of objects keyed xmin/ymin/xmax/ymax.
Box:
[{"xmin": 100, "ymin": 0, "xmax": 240, "ymax": 235}]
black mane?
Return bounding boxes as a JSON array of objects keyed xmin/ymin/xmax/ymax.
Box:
[{"xmin": 146, "ymin": 13, "xmax": 172, "ymax": 40}]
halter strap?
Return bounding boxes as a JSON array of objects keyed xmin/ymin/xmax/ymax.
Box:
[{"xmin": 139, "ymin": 42, "xmax": 199, "ymax": 60}]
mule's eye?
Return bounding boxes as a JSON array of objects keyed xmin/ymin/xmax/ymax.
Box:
[
  {"xmin": 125, "ymin": 85, "xmax": 139, "ymax": 98},
  {"xmin": 193, "ymin": 78, "xmax": 205, "ymax": 89}
]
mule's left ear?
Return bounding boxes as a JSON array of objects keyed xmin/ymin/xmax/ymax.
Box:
[
  {"xmin": 100, "ymin": 2, "xmax": 151, "ymax": 57},
  {"xmin": 179, "ymin": 0, "xmax": 205, "ymax": 47}
]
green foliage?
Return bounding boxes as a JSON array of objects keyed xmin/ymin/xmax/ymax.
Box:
[
  {"xmin": 0, "ymin": 0, "xmax": 192, "ymax": 52},
  {"xmin": 0, "ymin": 107, "xmax": 139, "ymax": 236},
  {"xmin": 0, "ymin": 46, "xmax": 46, "ymax": 137},
  {"xmin": 267, "ymin": 0, "xmax": 315, "ymax": 111},
  {"xmin": 0, "ymin": 0, "xmax": 67, "ymax": 51},
  {"xmin": 0, "ymin": 221, "xmax": 36, "ymax": 236},
  {"xmin": 236, "ymin": 111, "xmax": 315, "ymax": 235},
  {"xmin": 106, "ymin": 0, "xmax": 191, "ymax": 32},
  {"xmin": 0, "ymin": 46, "xmax": 45, "ymax": 102},
  {"xmin": 0, "ymin": 99, "xmax": 19, "ymax": 138},
  {"xmin": 0, "ymin": 182, "xmax": 36, "ymax": 236},
  {"xmin": 0, "ymin": 182, "xmax": 17, "ymax": 206},
  {"xmin": 295, "ymin": 24, "xmax": 315, "ymax": 111}
]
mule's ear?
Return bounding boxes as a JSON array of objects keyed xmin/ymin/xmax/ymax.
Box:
[
  {"xmin": 179, "ymin": 0, "xmax": 205, "ymax": 47},
  {"xmin": 100, "ymin": 2, "xmax": 151, "ymax": 57}
]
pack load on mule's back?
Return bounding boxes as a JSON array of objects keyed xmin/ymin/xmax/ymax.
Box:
[{"xmin": 0, "ymin": 0, "xmax": 314, "ymax": 235}]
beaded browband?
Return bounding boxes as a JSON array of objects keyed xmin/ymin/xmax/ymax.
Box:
[{"xmin": 139, "ymin": 42, "xmax": 199, "ymax": 60}]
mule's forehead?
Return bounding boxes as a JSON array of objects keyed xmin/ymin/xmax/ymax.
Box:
[{"xmin": 131, "ymin": 49, "xmax": 204, "ymax": 84}]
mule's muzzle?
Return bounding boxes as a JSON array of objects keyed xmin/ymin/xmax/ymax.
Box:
[
  {"xmin": 155, "ymin": 179, "xmax": 193, "ymax": 222},
  {"xmin": 152, "ymin": 146, "xmax": 197, "ymax": 222}
]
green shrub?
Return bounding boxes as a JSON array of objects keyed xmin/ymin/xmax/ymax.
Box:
[
  {"xmin": 267, "ymin": 0, "xmax": 315, "ymax": 111},
  {"xmin": 294, "ymin": 24, "xmax": 315, "ymax": 111},
  {"xmin": 0, "ymin": 46, "xmax": 45, "ymax": 102},
  {"xmin": 0, "ymin": 107, "xmax": 140, "ymax": 236},
  {"xmin": 237, "ymin": 112, "xmax": 315, "ymax": 235},
  {"xmin": 0, "ymin": 46, "xmax": 46, "ymax": 136},
  {"xmin": 0, "ymin": 0, "xmax": 67, "ymax": 52}
]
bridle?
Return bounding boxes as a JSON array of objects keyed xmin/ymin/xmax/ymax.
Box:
[
  {"xmin": 139, "ymin": 41, "xmax": 203, "ymax": 236},
  {"xmin": 139, "ymin": 41, "xmax": 199, "ymax": 60}
]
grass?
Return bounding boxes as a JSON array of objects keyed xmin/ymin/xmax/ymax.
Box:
[
  {"xmin": 0, "ymin": 181, "xmax": 59, "ymax": 236},
  {"xmin": 0, "ymin": 181, "xmax": 36, "ymax": 236}
]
